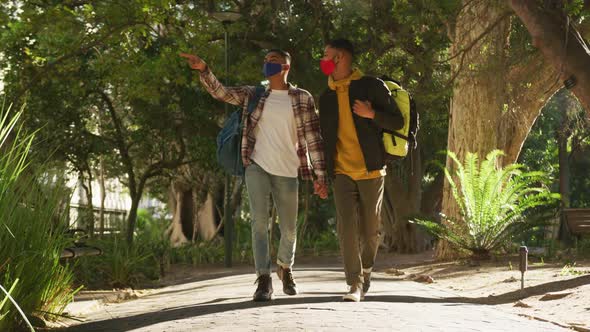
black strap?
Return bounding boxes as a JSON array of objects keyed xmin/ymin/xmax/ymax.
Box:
[
  {"xmin": 392, "ymin": 132, "xmax": 408, "ymax": 140},
  {"xmin": 383, "ymin": 129, "xmax": 409, "ymax": 141}
]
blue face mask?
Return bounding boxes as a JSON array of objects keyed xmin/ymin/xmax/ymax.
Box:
[{"xmin": 262, "ymin": 62, "xmax": 283, "ymax": 77}]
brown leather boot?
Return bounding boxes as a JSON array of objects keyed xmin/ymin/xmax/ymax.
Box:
[
  {"xmin": 253, "ymin": 274, "xmax": 273, "ymax": 302},
  {"xmin": 276, "ymin": 266, "xmax": 298, "ymax": 295}
]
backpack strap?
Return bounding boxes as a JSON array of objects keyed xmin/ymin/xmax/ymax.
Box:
[
  {"xmin": 237, "ymin": 86, "xmax": 266, "ymax": 171},
  {"xmin": 247, "ymin": 85, "xmax": 266, "ymax": 114}
]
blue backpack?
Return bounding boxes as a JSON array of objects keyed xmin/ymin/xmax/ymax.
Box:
[{"xmin": 216, "ymin": 86, "xmax": 265, "ymax": 176}]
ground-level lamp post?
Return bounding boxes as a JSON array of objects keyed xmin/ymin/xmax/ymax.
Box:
[{"xmin": 210, "ymin": 11, "xmax": 242, "ymax": 268}]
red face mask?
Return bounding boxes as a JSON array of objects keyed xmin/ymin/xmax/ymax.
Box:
[{"xmin": 320, "ymin": 58, "xmax": 336, "ymax": 76}]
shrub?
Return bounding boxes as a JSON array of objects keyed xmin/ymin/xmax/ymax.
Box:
[
  {"xmin": 413, "ymin": 150, "xmax": 560, "ymax": 259},
  {"xmin": 74, "ymin": 234, "xmax": 160, "ymax": 289}
]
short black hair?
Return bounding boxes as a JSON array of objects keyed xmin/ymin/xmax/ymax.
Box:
[
  {"xmin": 326, "ymin": 39, "xmax": 354, "ymax": 58},
  {"xmin": 266, "ymin": 49, "xmax": 291, "ymax": 63}
]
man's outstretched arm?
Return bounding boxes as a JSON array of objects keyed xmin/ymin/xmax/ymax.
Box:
[{"xmin": 180, "ymin": 53, "xmax": 252, "ymax": 106}]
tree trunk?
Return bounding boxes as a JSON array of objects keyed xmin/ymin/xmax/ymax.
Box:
[
  {"xmin": 557, "ymin": 91, "xmax": 574, "ymax": 243},
  {"xmin": 126, "ymin": 195, "xmax": 140, "ymax": 245},
  {"xmin": 438, "ymin": 0, "xmax": 559, "ymax": 259},
  {"xmin": 180, "ymin": 189, "xmax": 195, "ymax": 240},
  {"xmin": 381, "ymin": 147, "xmax": 424, "ymax": 253},
  {"xmin": 78, "ymin": 173, "xmax": 94, "ymax": 236},
  {"xmin": 508, "ymin": 0, "xmax": 590, "ymax": 113},
  {"xmin": 558, "ymin": 113, "xmax": 571, "ymax": 209},
  {"xmin": 168, "ymin": 184, "xmax": 189, "ymax": 246},
  {"xmin": 191, "ymin": 190, "xmax": 200, "ymax": 242},
  {"xmin": 196, "ymin": 193, "xmax": 217, "ymax": 241},
  {"xmin": 381, "ymin": 173, "xmax": 398, "ymax": 250},
  {"xmin": 99, "ymin": 156, "xmax": 106, "ymax": 237},
  {"xmin": 557, "ymin": 125, "xmax": 573, "ymax": 243},
  {"xmin": 85, "ymin": 176, "xmax": 94, "ymax": 237},
  {"xmin": 167, "ymin": 178, "xmax": 219, "ymax": 245}
]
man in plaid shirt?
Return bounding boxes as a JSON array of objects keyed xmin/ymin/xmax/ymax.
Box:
[{"xmin": 181, "ymin": 49, "xmax": 328, "ymax": 302}]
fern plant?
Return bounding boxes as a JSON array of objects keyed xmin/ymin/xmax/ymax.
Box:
[{"xmin": 413, "ymin": 150, "xmax": 559, "ymax": 259}]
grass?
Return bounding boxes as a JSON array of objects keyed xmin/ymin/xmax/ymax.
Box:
[{"xmin": 559, "ymin": 262, "xmax": 588, "ymax": 276}]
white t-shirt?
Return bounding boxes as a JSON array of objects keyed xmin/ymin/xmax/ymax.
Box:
[{"xmin": 250, "ymin": 89, "xmax": 299, "ymax": 178}]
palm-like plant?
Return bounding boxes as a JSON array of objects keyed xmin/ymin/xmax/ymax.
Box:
[{"xmin": 414, "ymin": 150, "xmax": 560, "ymax": 259}]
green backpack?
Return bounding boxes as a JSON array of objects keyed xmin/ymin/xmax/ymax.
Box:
[{"xmin": 380, "ymin": 76, "xmax": 419, "ymax": 159}]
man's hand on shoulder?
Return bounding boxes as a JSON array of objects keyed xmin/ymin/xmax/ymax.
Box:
[
  {"xmin": 352, "ymin": 100, "xmax": 375, "ymax": 119},
  {"xmin": 180, "ymin": 53, "xmax": 207, "ymax": 72}
]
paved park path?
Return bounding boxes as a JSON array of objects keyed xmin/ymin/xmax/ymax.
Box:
[{"xmin": 62, "ymin": 264, "xmax": 568, "ymax": 332}]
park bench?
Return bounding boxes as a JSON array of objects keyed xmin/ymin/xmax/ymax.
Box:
[
  {"xmin": 60, "ymin": 228, "xmax": 102, "ymax": 259},
  {"xmin": 563, "ymin": 208, "xmax": 590, "ymax": 238}
]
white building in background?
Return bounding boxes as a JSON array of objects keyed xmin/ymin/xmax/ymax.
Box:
[{"xmin": 68, "ymin": 175, "xmax": 167, "ymax": 232}]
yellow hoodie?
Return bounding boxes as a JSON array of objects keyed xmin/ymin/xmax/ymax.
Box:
[{"xmin": 329, "ymin": 69, "xmax": 385, "ymax": 180}]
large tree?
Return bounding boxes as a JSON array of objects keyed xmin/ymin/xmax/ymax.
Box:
[
  {"xmin": 437, "ymin": 0, "xmax": 589, "ymax": 258},
  {"xmin": 508, "ymin": 0, "xmax": 590, "ymax": 113}
]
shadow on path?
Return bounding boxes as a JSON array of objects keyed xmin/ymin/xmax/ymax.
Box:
[
  {"xmin": 61, "ymin": 292, "xmax": 513, "ymax": 332},
  {"xmin": 62, "ymin": 271, "xmax": 590, "ymax": 331},
  {"xmin": 371, "ymin": 273, "xmax": 590, "ymax": 305},
  {"xmin": 465, "ymin": 274, "xmax": 590, "ymax": 305},
  {"xmin": 63, "ymin": 296, "xmax": 340, "ymax": 332}
]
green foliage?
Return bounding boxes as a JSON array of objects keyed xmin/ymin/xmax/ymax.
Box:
[
  {"xmin": 136, "ymin": 208, "xmax": 173, "ymax": 276},
  {"xmin": 413, "ymin": 150, "xmax": 560, "ymax": 259},
  {"xmin": 75, "ymin": 235, "xmax": 158, "ymax": 289},
  {"xmin": 166, "ymin": 214, "xmax": 253, "ymax": 267},
  {"xmin": 559, "ymin": 262, "xmax": 587, "ymax": 276},
  {"xmin": 0, "ymin": 102, "xmax": 78, "ymax": 330},
  {"xmin": 74, "ymin": 208, "xmax": 172, "ymax": 289},
  {"xmin": 575, "ymin": 238, "xmax": 590, "ymax": 257},
  {"xmin": 0, "ymin": 0, "xmax": 458, "ymax": 250},
  {"xmin": 169, "ymin": 241, "xmax": 228, "ymax": 266},
  {"xmin": 519, "ymin": 89, "xmax": 590, "ymax": 208},
  {"xmin": 233, "ymin": 215, "xmax": 255, "ymax": 264},
  {"xmin": 299, "ymin": 227, "xmax": 340, "ymax": 256}
]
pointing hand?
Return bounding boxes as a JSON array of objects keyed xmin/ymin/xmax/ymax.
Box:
[{"xmin": 180, "ymin": 53, "xmax": 207, "ymax": 72}]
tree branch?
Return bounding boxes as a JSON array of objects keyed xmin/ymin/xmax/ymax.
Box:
[
  {"xmin": 96, "ymin": 90, "xmax": 137, "ymax": 199},
  {"xmin": 137, "ymin": 126, "xmax": 187, "ymax": 198},
  {"xmin": 508, "ymin": 0, "xmax": 590, "ymax": 113}
]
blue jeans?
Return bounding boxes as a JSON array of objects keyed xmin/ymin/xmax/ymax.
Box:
[{"xmin": 245, "ymin": 163, "xmax": 299, "ymax": 276}]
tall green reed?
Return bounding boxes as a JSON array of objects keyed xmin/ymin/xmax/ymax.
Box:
[{"xmin": 0, "ymin": 102, "xmax": 78, "ymax": 330}]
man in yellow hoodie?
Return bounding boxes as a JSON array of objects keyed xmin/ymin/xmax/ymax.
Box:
[{"xmin": 318, "ymin": 39, "xmax": 403, "ymax": 302}]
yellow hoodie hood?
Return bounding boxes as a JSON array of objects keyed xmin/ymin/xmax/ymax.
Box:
[{"xmin": 328, "ymin": 68, "xmax": 364, "ymax": 91}]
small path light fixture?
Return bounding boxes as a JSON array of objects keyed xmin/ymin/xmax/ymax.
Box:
[{"xmin": 519, "ymin": 246, "xmax": 528, "ymax": 292}]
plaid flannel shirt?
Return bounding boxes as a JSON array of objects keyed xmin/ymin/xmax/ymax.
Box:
[{"xmin": 200, "ymin": 68, "xmax": 326, "ymax": 184}]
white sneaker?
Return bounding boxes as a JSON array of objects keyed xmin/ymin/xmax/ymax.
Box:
[{"xmin": 343, "ymin": 283, "xmax": 362, "ymax": 302}]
